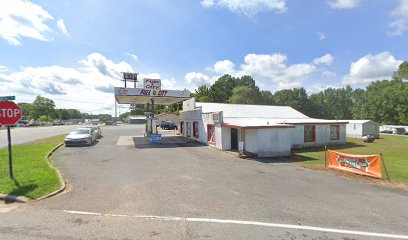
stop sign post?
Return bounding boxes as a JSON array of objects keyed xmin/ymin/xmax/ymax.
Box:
[{"xmin": 0, "ymin": 100, "xmax": 22, "ymax": 179}]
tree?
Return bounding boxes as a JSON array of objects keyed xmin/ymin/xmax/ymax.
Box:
[
  {"xmin": 209, "ymin": 74, "xmax": 236, "ymax": 103},
  {"xmin": 229, "ymin": 86, "xmax": 260, "ymax": 104},
  {"xmin": 308, "ymin": 87, "xmax": 353, "ymax": 119},
  {"xmin": 361, "ymin": 79, "xmax": 408, "ymax": 124},
  {"xmin": 258, "ymin": 90, "xmax": 275, "ymax": 105},
  {"xmin": 393, "ymin": 61, "xmax": 408, "ymax": 81},
  {"xmin": 273, "ymin": 88, "xmax": 311, "ymax": 114},
  {"xmin": 193, "ymin": 85, "xmax": 212, "ymax": 102},
  {"xmin": 18, "ymin": 103, "xmax": 33, "ymax": 120},
  {"xmin": 32, "ymin": 95, "xmax": 56, "ymax": 120}
]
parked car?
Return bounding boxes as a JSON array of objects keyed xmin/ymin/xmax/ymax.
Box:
[
  {"xmin": 380, "ymin": 130, "xmax": 393, "ymax": 134},
  {"xmin": 83, "ymin": 125, "xmax": 102, "ymax": 138},
  {"xmin": 392, "ymin": 128, "xmax": 406, "ymax": 135},
  {"xmin": 65, "ymin": 128, "xmax": 97, "ymax": 146},
  {"xmin": 160, "ymin": 121, "xmax": 177, "ymax": 130}
]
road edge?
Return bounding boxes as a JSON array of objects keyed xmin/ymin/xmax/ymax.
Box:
[{"xmin": 36, "ymin": 142, "xmax": 66, "ymax": 201}]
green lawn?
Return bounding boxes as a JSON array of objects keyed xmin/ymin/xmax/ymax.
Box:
[
  {"xmin": 0, "ymin": 135, "xmax": 65, "ymax": 199},
  {"xmin": 293, "ymin": 135, "xmax": 408, "ymax": 184}
]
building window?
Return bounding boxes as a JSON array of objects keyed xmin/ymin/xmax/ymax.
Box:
[
  {"xmin": 207, "ymin": 124, "xmax": 215, "ymax": 144},
  {"xmin": 353, "ymin": 124, "xmax": 356, "ymax": 130},
  {"xmin": 186, "ymin": 122, "xmax": 191, "ymax": 137},
  {"xmin": 180, "ymin": 121, "xmax": 184, "ymax": 134},
  {"xmin": 330, "ymin": 125, "xmax": 340, "ymax": 140},
  {"xmin": 304, "ymin": 125, "xmax": 316, "ymax": 143},
  {"xmin": 193, "ymin": 121, "xmax": 199, "ymax": 138}
]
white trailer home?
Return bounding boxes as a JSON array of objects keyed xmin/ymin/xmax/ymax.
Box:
[
  {"xmin": 179, "ymin": 98, "xmax": 347, "ymax": 157},
  {"xmin": 346, "ymin": 120, "xmax": 380, "ymax": 138}
]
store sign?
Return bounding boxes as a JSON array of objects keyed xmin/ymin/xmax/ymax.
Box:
[
  {"xmin": 123, "ymin": 72, "xmax": 138, "ymax": 80},
  {"xmin": 328, "ymin": 150, "xmax": 382, "ymax": 178},
  {"xmin": 212, "ymin": 111, "xmax": 223, "ymax": 124},
  {"xmin": 143, "ymin": 78, "xmax": 161, "ymax": 90}
]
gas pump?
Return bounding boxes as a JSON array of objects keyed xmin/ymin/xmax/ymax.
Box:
[{"xmin": 146, "ymin": 99, "xmax": 161, "ymax": 143}]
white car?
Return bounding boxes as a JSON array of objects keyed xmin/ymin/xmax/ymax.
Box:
[
  {"xmin": 65, "ymin": 128, "xmax": 97, "ymax": 146},
  {"xmin": 83, "ymin": 126, "xmax": 102, "ymax": 138}
]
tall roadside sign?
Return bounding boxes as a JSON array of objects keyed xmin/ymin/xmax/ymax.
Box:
[{"xmin": 0, "ymin": 100, "xmax": 22, "ymax": 179}]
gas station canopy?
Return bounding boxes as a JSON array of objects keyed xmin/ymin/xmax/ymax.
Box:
[{"xmin": 114, "ymin": 87, "xmax": 191, "ymax": 105}]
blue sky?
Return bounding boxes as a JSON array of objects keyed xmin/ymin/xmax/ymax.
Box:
[{"xmin": 0, "ymin": 0, "xmax": 407, "ymax": 114}]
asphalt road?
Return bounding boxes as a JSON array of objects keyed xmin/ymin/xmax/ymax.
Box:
[
  {"xmin": 0, "ymin": 125, "xmax": 82, "ymax": 148},
  {"xmin": 1, "ymin": 125, "xmax": 408, "ymax": 239}
]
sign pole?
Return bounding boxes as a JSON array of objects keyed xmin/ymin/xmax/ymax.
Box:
[
  {"xmin": 380, "ymin": 153, "xmax": 390, "ymax": 180},
  {"xmin": 324, "ymin": 145, "xmax": 327, "ymax": 168},
  {"xmin": 7, "ymin": 126, "xmax": 14, "ymax": 179}
]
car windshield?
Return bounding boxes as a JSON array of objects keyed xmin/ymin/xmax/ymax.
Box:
[{"xmin": 72, "ymin": 129, "xmax": 89, "ymax": 134}]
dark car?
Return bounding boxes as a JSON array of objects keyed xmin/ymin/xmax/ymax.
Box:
[
  {"xmin": 160, "ymin": 121, "xmax": 177, "ymax": 130},
  {"xmin": 380, "ymin": 130, "xmax": 393, "ymax": 134}
]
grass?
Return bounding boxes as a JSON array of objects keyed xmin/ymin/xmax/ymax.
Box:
[
  {"xmin": 293, "ymin": 135, "xmax": 408, "ymax": 184},
  {"xmin": 0, "ymin": 135, "xmax": 65, "ymax": 199}
]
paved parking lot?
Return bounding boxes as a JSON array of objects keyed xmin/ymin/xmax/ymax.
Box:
[{"xmin": 1, "ymin": 124, "xmax": 408, "ymax": 239}]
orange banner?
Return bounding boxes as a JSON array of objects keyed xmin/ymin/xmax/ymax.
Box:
[{"xmin": 328, "ymin": 150, "xmax": 382, "ymax": 179}]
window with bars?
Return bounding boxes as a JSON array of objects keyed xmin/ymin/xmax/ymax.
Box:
[
  {"xmin": 304, "ymin": 125, "xmax": 316, "ymax": 142},
  {"xmin": 193, "ymin": 121, "xmax": 199, "ymax": 138},
  {"xmin": 330, "ymin": 125, "xmax": 340, "ymax": 140}
]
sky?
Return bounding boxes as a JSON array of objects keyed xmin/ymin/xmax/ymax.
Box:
[{"xmin": 0, "ymin": 0, "xmax": 407, "ymax": 115}]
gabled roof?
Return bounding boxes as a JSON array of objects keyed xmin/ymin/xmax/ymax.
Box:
[{"xmin": 196, "ymin": 102, "xmax": 309, "ymax": 119}]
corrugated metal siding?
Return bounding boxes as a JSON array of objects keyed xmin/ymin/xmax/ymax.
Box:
[{"xmin": 291, "ymin": 124, "xmax": 346, "ymax": 148}]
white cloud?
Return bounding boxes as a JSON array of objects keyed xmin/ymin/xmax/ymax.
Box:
[
  {"xmin": 321, "ymin": 70, "xmax": 337, "ymax": 78},
  {"xmin": 188, "ymin": 53, "xmax": 320, "ymax": 90},
  {"xmin": 0, "ymin": 0, "xmax": 54, "ymax": 45},
  {"xmin": 161, "ymin": 78, "xmax": 176, "ymax": 89},
  {"xmin": 389, "ymin": 0, "xmax": 408, "ymax": 36},
  {"xmin": 200, "ymin": 0, "xmax": 287, "ymax": 16},
  {"xmin": 240, "ymin": 53, "xmax": 316, "ymax": 89},
  {"xmin": 0, "ymin": 66, "xmax": 8, "ymax": 72},
  {"xmin": 306, "ymin": 84, "xmax": 340, "ymax": 94},
  {"xmin": 328, "ymin": 0, "xmax": 361, "ymax": 9},
  {"xmin": 125, "ymin": 53, "xmax": 139, "ymax": 61},
  {"xmin": 342, "ymin": 52, "xmax": 403, "ymax": 85},
  {"xmin": 0, "ymin": 52, "xmax": 135, "ymax": 114},
  {"xmin": 211, "ymin": 60, "xmax": 236, "ymax": 74},
  {"xmin": 185, "ymin": 72, "xmax": 213, "ymax": 87},
  {"xmin": 57, "ymin": 19, "xmax": 70, "ymax": 36},
  {"xmin": 313, "ymin": 53, "xmax": 334, "ymax": 66},
  {"xmin": 317, "ymin": 32, "xmax": 326, "ymax": 41}
]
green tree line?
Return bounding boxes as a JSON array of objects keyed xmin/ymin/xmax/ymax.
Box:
[
  {"xmin": 192, "ymin": 61, "xmax": 408, "ymax": 125},
  {"xmin": 19, "ymin": 96, "xmax": 113, "ymax": 122}
]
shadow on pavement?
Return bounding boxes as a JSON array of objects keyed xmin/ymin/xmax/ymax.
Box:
[{"xmin": 133, "ymin": 136, "xmax": 203, "ymax": 149}]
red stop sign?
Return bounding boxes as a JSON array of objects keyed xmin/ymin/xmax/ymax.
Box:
[{"xmin": 0, "ymin": 101, "xmax": 23, "ymax": 125}]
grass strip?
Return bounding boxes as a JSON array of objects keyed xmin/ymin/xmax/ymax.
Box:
[
  {"xmin": 0, "ymin": 135, "xmax": 65, "ymax": 199},
  {"xmin": 293, "ymin": 135, "xmax": 408, "ymax": 184}
]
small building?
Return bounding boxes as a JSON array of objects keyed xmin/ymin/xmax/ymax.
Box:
[
  {"xmin": 156, "ymin": 112, "xmax": 179, "ymax": 123},
  {"xmin": 179, "ymin": 98, "xmax": 348, "ymax": 157},
  {"xmin": 346, "ymin": 120, "xmax": 379, "ymax": 138},
  {"xmin": 125, "ymin": 115, "xmax": 146, "ymax": 124}
]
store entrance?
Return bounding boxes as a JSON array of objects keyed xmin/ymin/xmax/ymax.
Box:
[{"xmin": 231, "ymin": 128, "xmax": 238, "ymax": 150}]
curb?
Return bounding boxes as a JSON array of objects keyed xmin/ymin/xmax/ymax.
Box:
[{"xmin": 35, "ymin": 142, "xmax": 66, "ymax": 201}]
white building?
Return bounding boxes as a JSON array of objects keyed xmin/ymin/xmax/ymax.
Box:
[
  {"xmin": 179, "ymin": 98, "xmax": 348, "ymax": 157},
  {"xmin": 346, "ymin": 120, "xmax": 379, "ymax": 138},
  {"xmin": 380, "ymin": 125, "xmax": 408, "ymax": 133}
]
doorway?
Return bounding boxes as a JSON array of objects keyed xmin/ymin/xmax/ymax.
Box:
[{"xmin": 231, "ymin": 128, "xmax": 238, "ymax": 150}]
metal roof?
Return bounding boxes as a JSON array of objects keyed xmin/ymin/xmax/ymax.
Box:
[
  {"xmin": 223, "ymin": 117, "xmax": 348, "ymax": 126},
  {"xmin": 346, "ymin": 120, "xmax": 375, "ymax": 124},
  {"xmin": 196, "ymin": 102, "xmax": 309, "ymax": 119}
]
